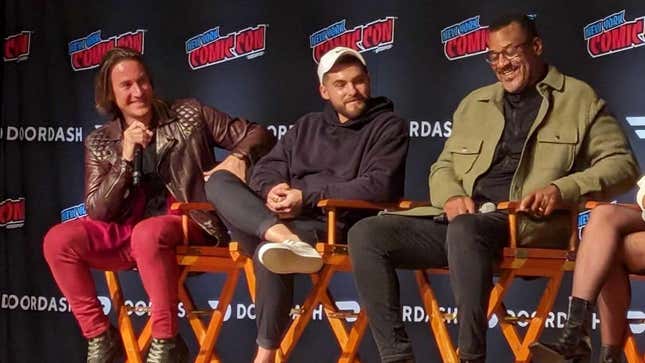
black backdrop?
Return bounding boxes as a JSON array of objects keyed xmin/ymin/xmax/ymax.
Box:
[{"xmin": 2, "ymin": 1, "xmax": 645, "ymax": 362}]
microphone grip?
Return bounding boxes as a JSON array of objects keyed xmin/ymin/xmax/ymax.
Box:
[{"xmin": 132, "ymin": 145, "xmax": 143, "ymax": 186}]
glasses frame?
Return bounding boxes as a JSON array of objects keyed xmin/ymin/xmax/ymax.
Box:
[{"xmin": 484, "ymin": 40, "xmax": 532, "ymax": 65}]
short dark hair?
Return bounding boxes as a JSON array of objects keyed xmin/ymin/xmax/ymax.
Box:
[
  {"xmin": 322, "ymin": 54, "xmax": 368, "ymax": 83},
  {"xmin": 94, "ymin": 47, "xmax": 153, "ymax": 116},
  {"xmin": 489, "ymin": 13, "xmax": 539, "ymax": 39}
]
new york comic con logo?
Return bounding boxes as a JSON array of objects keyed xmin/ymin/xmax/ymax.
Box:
[
  {"xmin": 584, "ymin": 10, "xmax": 645, "ymax": 58},
  {"xmin": 68, "ymin": 29, "xmax": 145, "ymax": 71},
  {"xmin": 61, "ymin": 203, "xmax": 87, "ymax": 223},
  {"xmin": 4, "ymin": 31, "xmax": 31, "ymax": 62},
  {"xmin": 185, "ymin": 24, "xmax": 267, "ymax": 70},
  {"xmin": 309, "ymin": 17, "xmax": 395, "ymax": 63},
  {"xmin": 441, "ymin": 16, "xmax": 489, "ymax": 61},
  {"xmin": 0, "ymin": 198, "xmax": 25, "ymax": 229}
]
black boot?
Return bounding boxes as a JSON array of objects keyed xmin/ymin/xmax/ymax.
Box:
[
  {"xmin": 146, "ymin": 335, "xmax": 189, "ymax": 363},
  {"xmin": 598, "ymin": 346, "xmax": 623, "ymax": 363},
  {"xmin": 86, "ymin": 325, "xmax": 124, "ymax": 363},
  {"xmin": 530, "ymin": 296, "xmax": 593, "ymax": 363}
]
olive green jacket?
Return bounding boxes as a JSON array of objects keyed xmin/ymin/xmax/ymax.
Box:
[{"xmin": 396, "ymin": 66, "xmax": 639, "ymax": 247}]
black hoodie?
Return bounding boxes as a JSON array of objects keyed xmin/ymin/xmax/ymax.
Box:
[{"xmin": 249, "ymin": 96, "xmax": 409, "ymax": 214}]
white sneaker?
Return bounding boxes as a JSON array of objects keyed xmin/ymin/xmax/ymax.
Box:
[{"xmin": 258, "ymin": 240, "xmax": 323, "ymax": 274}]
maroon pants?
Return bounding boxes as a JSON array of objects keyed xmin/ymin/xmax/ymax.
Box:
[{"xmin": 43, "ymin": 215, "xmax": 199, "ymax": 339}]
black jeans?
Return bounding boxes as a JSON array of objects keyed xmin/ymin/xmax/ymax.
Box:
[
  {"xmin": 205, "ymin": 170, "xmax": 327, "ymax": 349},
  {"xmin": 347, "ymin": 212, "xmax": 508, "ymax": 362}
]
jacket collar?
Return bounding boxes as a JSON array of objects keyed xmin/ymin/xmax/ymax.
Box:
[
  {"xmin": 475, "ymin": 65, "xmax": 564, "ymax": 106},
  {"xmin": 154, "ymin": 99, "xmax": 178, "ymax": 127}
]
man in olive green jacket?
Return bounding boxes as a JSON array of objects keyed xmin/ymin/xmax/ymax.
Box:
[{"xmin": 348, "ymin": 13, "xmax": 638, "ymax": 363}]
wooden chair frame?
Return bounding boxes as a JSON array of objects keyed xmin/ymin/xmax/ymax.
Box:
[
  {"xmin": 416, "ymin": 201, "xmax": 579, "ymax": 363},
  {"xmin": 104, "ymin": 202, "xmax": 256, "ymax": 363},
  {"xmin": 419, "ymin": 201, "xmax": 645, "ymax": 363},
  {"xmin": 105, "ymin": 269, "xmax": 152, "ymax": 363},
  {"xmin": 104, "ymin": 200, "xmax": 644, "ymax": 362},
  {"xmin": 623, "ymin": 288, "xmax": 644, "ymax": 363},
  {"xmin": 276, "ymin": 199, "xmax": 423, "ymax": 363}
]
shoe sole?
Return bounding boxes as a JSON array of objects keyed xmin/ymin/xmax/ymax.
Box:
[
  {"xmin": 529, "ymin": 343, "xmax": 590, "ymax": 363},
  {"xmin": 258, "ymin": 244, "xmax": 323, "ymax": 274}
]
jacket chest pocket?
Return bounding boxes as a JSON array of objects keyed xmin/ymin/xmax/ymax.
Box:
[
  {"xmin": 534, "ymin": 128, "xmax": 577, "ymax": 171},
  {"xmin": 447, "ymin": 138, "xmax": 483, "ymax": 176}
]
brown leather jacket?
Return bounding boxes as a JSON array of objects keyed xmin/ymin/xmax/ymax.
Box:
[{"xmin": 83, "ymin": 98, "xmax": 275, "ymax": 243}]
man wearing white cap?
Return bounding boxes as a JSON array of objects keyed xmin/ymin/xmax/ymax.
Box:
[{"xmin": 205, "ymin": 46, "xmax": 409, "ymax": 362}]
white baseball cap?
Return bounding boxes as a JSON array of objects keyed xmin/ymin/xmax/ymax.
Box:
[{"xmin": 317, "ymin": 47, "xmax": 367, "ymax": 83}]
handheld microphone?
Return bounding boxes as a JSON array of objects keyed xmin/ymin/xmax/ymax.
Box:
[
  {"xmin": 132, "ymin": 145, "xmax": 143, "ymax": 186},
  {"xmin": 478, "ymin": 202, "xmax": 497, "ymax": 214},
  {"xmin": 433, "ymin": 201, "xmax": 497, "ymax": 224}
]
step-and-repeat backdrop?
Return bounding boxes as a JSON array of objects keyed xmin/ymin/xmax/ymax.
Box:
[{"xmin": 2, "ymin": 0, "xmax": 644, "ymax": 361}]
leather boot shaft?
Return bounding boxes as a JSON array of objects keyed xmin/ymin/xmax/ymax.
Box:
[
  {"xmin": 529, "ymin": 296, "xmax": 594, "ymax": 363},
  {"xmin": 598, "ymin": 345, "xmax": 624, "ymax": 363},
  {"xmin": 146, "ymin": 335, "xmax": 189, "ymax": 363},
  {"xmin": 86, "ymin": 326, "xmax": 124, "ymax": 363}
]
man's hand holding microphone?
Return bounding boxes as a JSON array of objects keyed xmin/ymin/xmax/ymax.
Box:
[{"xmin": 122, "ymin": 121, "xmax": 153, "ymax": 186}]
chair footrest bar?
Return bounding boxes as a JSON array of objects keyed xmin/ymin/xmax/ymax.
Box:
[
  {"xmin": 627, "ymin": 318, "xmax": 645, "ymax": 324},
  {"xmin": 326, "ymin": 310, "xmax": 359, "ymax": 319},
  {"xmin": 502, "ymin": 315, "xmax": 535, "ymax": 324},
  {"xmin": 188, "ymin": 310, "xmax": 215, "ymax": 316},
  {"xmin": 126, "ymin": 306, "xmax": 151, "ymax": 314}
]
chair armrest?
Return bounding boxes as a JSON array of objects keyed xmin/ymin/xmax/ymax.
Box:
[
  {"xmin": 397, "ymin": 200, "xmax": 432, "ymax": 209},
  {"xmin": 316, "ymin": 199, "xmax": 428, "ymax": 245},
  {"xmin": 584, "ymin": 201, "xmax": 640, "ymax": 211},
  {"xmin": 317, "ymin": 199, "xmax": 430, "ymax": 211},
  {"xmin": 170, "ymin": 202, "xmax": 215, "ymax": 245},
  {"xmin": 496, "ymin": 201, "xmax": 519, "ymax": 212},
  {"xmin": 317, "ymin": 199, "xmax": 398, "ymax": 211},
  {"xmin": 496, "ymin": 201, "xmax": 579, "ymax": 250},
  {"xmin": 170, "ymin": 202, "xmax": 215, "ymax": 214}
]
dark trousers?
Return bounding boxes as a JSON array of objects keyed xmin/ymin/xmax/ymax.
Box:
[
  {"xmin": 205, "ymin": 171, "xmax": 327, "ymax": 349},
  {"xmin": 347, "ymin": 212, "xmax": 508, "ymax": 362}
]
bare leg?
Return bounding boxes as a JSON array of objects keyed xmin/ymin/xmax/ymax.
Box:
[
  {"xmin": 596, "ymin": 262, "xmax": 630, "ymax": 346},
  {"xmin": 588, "ymin": 218, "xmax": 645, "ymax": 346},
  {"xmin": 597, "ymin": 231, "xmax": 645, "ymax": 344},
  {"xmin": 254, "ymin": 347, "xmax": 276, "ymax": 363},
  {"xmin": 572, "ymin": 205, "xmax": 645, "ymax": 301},
  {"xmin": 263, "ymin": 223, "xmax": 300, "ymax": 243}
]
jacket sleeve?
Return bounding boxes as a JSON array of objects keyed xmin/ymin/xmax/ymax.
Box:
[
  {"xmin": 429, "ymin": 103, "xmax": 470, "ymax": 207},
  {"xmin": 84, "ymin": 139, "xmax": 134, "ymax": 222},
  {"xmin": 636, "ymin": 176, "xmax": 645, "ymax": 210},
  {"xmin": 300, "ymin": 118, "xmax": 409, "ymax": 209},
  {"xmin": 551, "ymin": 99, "xmax": 639, "ymax": 203},
  {"xmin": 248, "ymin": 126, "xmax": 294, "ymax": 199},
  {"xmin": 201, "ymin": 102, "xmax": 276, "ymax": 165}
]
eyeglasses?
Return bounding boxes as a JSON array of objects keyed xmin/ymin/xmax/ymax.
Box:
[{"xmin": 484, "ymin": 41, "xmax": 530, "ymax": 64}]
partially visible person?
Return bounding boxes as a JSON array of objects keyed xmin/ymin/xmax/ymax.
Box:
[
  {"xmin": 43, "ymin": 47, "xmax": 274, "ymax": 363},
  {"xmin": 206, "ymin": 47, "xmax": 409, "ymax": 363},
  {"xmin": 531, "ymin": 176, "xmax": 645, "ymax": 363}
]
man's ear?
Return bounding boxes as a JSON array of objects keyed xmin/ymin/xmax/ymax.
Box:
[
  {"xmin": 319, "ymin": 83, "xmax": 330, "ymax": 100},
  {"xmin": 532, "ymin": 36, "xmax": 544, "ymax": 57}
]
